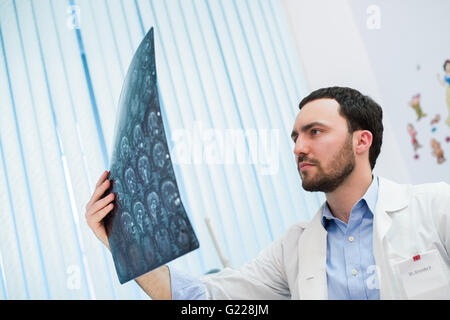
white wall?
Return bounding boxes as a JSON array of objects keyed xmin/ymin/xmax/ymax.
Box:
[
  {"xmin": 280, "ymin": 0, "xmax": 422, "ymax": 184},
  {"xmin": 349, "ymin": 0, "xmax": 450, "ymax": 184}
]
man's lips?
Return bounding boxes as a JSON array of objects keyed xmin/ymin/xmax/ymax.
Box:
[{"xmin": 299, "ymin": 162, "xmax": 315, "ymax": 171}]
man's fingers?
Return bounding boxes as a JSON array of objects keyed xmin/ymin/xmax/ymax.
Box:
[
  {"xmin": 88, "ymin": 178, "xmax": 111, "ymax": 207},
  {"xmin": 96, "ymin": 170, "xmax": 109, "ymax": 188},
  {"xmin": 87, "ymin": 192, "xmax": 115, "ymax": 218},
  {"xmin": 86, "ymin": 171, "xmax": 110, "ymax": 209},
  {"xmin": 90, "ymin": 202, "xmax": 114, "ymax": 224}
]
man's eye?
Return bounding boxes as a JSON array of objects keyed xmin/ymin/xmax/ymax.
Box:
[{"xmin": 311, "ymin": 129, "xmax": 321, "ymax": 135}]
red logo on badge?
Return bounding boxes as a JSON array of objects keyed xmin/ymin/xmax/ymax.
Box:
[{"xmin": 413, "ymin": 255, "xmax": 421, "ymax": 262}]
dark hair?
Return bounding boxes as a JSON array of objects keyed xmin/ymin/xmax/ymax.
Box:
[
  {"xmin": 298, "ymin": 86, "xmax": 383, "ymax": 170},
  {"xmin": 444, "ymin": 59, "xmax": 450, "ymax": 71}
]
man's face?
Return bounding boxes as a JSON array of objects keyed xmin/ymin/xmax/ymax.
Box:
[{"xmin": 291, "ymin": 98, "xmax": 355, "ymax": 193}]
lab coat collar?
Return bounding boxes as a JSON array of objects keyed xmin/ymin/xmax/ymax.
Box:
[
  {"xmin": 298, "ymin": 205, "xmax": 328, "ymax": 300},
  {"xmin": 377, "ymin": 177, "xmax": 409, "ymax": 213},
  {"xmin": 373, "ymin": 177, "xmax": 410, "ymax": 244},
  {"xmin": 372, "ymin": 176, "xmax": 410, "ymax": 299}
]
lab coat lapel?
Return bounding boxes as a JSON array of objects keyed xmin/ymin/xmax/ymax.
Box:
[
  {"xmin": 372, "ymin": 177, "xmax": 409, "ymax": 299},
  {"xmin": 297, "ymin": 206, "xmax": 328, "ymax": 300}
]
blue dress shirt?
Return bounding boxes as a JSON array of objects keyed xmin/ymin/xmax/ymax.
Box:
[
  {"xmin": 169, "ymin": 266, "xmax": 206, "ymax": 300},
  {"xmin": 168, "ymin": 176, "xmax": 380, "ymax": 300},
  {"xmin": 322, "ymin": 176, "xmax": 380, "ymax": 299}
]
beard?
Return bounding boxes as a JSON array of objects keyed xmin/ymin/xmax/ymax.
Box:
[{"xmin": 299, "ymin": 135, "xmax": 355, "ymax": 193}]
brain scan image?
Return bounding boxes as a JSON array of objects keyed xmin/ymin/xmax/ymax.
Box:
[
  {"xmin": 112, "ymin": 179, "xmax": 125, "ymax": 207},
  {"xmin": 138, "ymin": 155, "xmax": 151, "ymax": 185},
  {"xmin": 133, "ymin": 201, "xmax": 146, "ymax": 233},
  {"xmin": 130, "ymin": 94, "xmax": 139, "ymax": 115},
  {"xmin": 161, "ymin": 180, "xmax": 181, "ymax": 212},
  {"xmin": 141, "ymin": 211, "xmax": 153, "ymax": 235},
  {"xmin": 146, "ymin": 191, "xmax": 161, "ymax": 223},
  {"xmin": 155, "ymin": 228, "xmax": 171, "ymax": 259},
  {"xmin": 142, "ymin": 38, "xmax": 151, "ymax": 53},
  {"xmin": 141, "ymin": 54, "xmax": 150, "ymax": 70},
  {"xmin": 169, "ymin": 216, "xmax": 190, "ymax": 250},
  {"xmin": 124, "ymin": 167, "xmax": 138, "ymax": 195},
  {"xmin": 147, "ymin": 111, "xmax": 161, "ymax": 137},
  {"xmin": 120, "ymin": 136, "xmax": 130, "ymax": 161},
  {"xmin": 129, "ymin": 67, "xmax": 139, "ymax": 88},
  {"xmin": 128, "ymin": 243, "xmax": 144, "ymax": 275},
  {"xmin": 113, "ymin": 178, "xmax": 124, "ymax": 193},
  {"xmin": 115, "ymin": 249, "xmax": 130, "ymax": 281},
  {"xmin": 152, "ymin": 142, "xmax": 167, "ymax": 169},
  {"xmin": 142, "ymin": 235, "xmax": 157, "ymax": 265},
  {"xmin": 107, "ymin": 28, "xmax": 199, "ymax": 284},
  {"xmin": 120, "ymin": 211, "xmax": 140, "ymax": 243},
  {"xmin": 142, "ymin": 74, "xmax": 155, "ymax": 102},
  {"xmin": 133, "ymin": 124, "xmax": 144, "ymax": 150}
]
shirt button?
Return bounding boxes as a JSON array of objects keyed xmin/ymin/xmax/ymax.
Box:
[
  {"xmin": 351, "ymin": 269, "xmax": 358, "ymax": 276},
  {"xmin": 348, "ymin": 236, "xmax": 354, "ymax": 242}
]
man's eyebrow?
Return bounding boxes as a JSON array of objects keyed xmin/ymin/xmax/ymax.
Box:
[
  {"xmin": 300, "ymin": 121, "xmax": 329, "ymax": 132},
  {"xmin": 291, "ymin": 122, "xmax": 329, "ymax": 140}
]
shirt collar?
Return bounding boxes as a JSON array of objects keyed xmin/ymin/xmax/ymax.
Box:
[{"xmin": 321, "ymin": 175, "xmax": 379, "ymax": 226}]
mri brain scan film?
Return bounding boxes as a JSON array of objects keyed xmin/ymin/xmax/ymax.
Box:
[{"xmin": 104, "ymin": 28, "xmax": 199, "ymax": 284}]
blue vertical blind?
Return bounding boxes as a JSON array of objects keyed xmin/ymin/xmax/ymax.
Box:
[{"xmin": 0, "ymin": 0, "xmax": 324, "ymax": 299}]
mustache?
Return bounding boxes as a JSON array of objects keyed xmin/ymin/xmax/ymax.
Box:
[{"xmin": 297, "ymin": 155, "xmax": 320, "ymax": 166}]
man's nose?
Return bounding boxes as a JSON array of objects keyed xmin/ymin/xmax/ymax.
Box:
[{"xmin": 293, "ymin": 136, "xmax": 309, "ymax": 156}]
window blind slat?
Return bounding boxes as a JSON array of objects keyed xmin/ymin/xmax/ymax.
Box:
[{"xmin": 0, "ymin": 0, "xmax": 315, "ymax": 298}]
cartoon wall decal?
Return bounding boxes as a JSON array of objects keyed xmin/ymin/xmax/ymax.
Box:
[
  {"xmin": 407, "ymin": 123, "xmax": 422, "ymax": 159},
  {"xmin": 436, "ymin": 59, "xmax": 450, "ymax": 126},
  {"xmin": 404, "ymin": 60, "xmax": 450, "ymax": 169},
  {"xmin": 431, "ymin": 138, "xmax": 446, "ymax": 164},
  {"xmin": 430, "ymin": 114, "xmax": 440, "ymax": 133},
  {"xmin": 408, "ymin": 93, "xmax": 427, "ymax": 121},
  {"xmin": 430, "ymin": 114, "xmax": 441, "ymax": 133},
  {"xmin": 430, "ymin": 114, "xmax": 440, "ymax": 125}
]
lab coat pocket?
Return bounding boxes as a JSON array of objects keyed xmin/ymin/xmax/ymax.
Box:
[{"xmin": 392, "ymin": 249, "xmax": 450, "ymax": 299}]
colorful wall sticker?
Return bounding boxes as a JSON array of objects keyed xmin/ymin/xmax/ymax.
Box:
[
  {"xmin": 430, "ymin": 114, "xmax": 440, "ymax": 132},
  {"xmin": 407, "ymin": 123, "xmax": 422, "ymax": 159},
  {"xmin": 437, "ymin": 59, "xmax": 450, "ymax": 126},
  {"xmin": 431, "ymin": 138, "xmax": 446, "ymax": 164},
  {"xmin": 408, "ymin": 93, "xmax": 427, "ymax": 121}
]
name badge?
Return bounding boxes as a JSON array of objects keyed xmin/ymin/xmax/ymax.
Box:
[{"xmin": 395, "ymin": 249, "xmax": 450, "ymax": 299}]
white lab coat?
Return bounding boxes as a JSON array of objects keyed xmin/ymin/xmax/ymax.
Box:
[{"xmin": 200, "ymin": 177, "xmax": 450, "ymax": 299}]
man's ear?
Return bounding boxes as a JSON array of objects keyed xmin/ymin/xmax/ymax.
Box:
[{"xmin": 354, "ymin": 130, "xmax": 373, "ymax": 155}]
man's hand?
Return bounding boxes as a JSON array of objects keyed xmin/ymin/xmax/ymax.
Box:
[
  {"xmin": 85, "ymin": 170, "xmax": 114, "ymax": 250},
  {"xmin": 84, "ymin": 170, "xmax": 172, "ymax": 299}
]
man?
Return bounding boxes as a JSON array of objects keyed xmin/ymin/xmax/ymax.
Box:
[{"xmin": 85, "ymin": 87, "xmax": 450, "ymax": 299}]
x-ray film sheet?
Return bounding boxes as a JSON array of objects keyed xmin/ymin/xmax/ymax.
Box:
[{"xmin": 104, "ymin": 28, "xmax": 199, "ymax": 284}]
